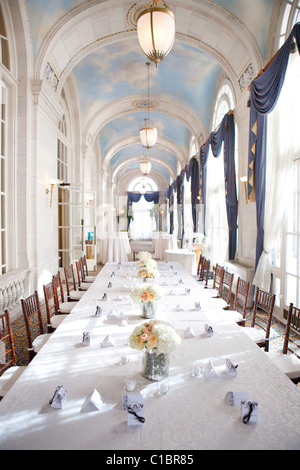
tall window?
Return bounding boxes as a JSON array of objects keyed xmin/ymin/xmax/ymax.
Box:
[
  {"xmin": 128, "ymin": 177, "xmax": 157, "ymax": 240},
  {"xmin": 57, "ymin": 92, "xmax": 72, "ymax": 267},
  {"xmin": 279, "ymin": 0, "xmax": 300, "ymax": 47},
  {"xmin": 0, "ymin": 5, "xmax": 10, "ymax": 274}
]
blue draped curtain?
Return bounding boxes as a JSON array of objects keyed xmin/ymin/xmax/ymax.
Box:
[
  {"xmin": 248, "ymin": 22, "xmax": 300, "ymax": 269},
  {"xmin": 199, "ymin": 112, "xmax": 237, "ymax": 260},
  {"xmin": 190, "ymin": 157, "xmax": 200, "ymax": 232}
]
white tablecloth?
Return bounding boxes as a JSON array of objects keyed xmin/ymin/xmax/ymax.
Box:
[
  {"xmin": 0, "ymin": 261, "xmax": 300, "ymax": 450},
  {"xmin": 98, "ymin": 234, "xmax": 131, "ymax": 264},
  {"xmin": 164, "ymin": 249, "xmax": 197, "ymax": 275},
  {"xmin": 153, "ymin": 233, "xmax": 177, "ymax": 259}
]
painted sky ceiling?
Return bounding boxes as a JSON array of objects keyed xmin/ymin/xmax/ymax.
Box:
[{"xmin": 25, "ymin": 0, "xmax": 275, "ymax": 185}]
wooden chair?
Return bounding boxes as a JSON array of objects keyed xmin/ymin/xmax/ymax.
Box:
[
  {"xmin": 82, "ymin": 255, "xmax": 96, "ymax": 283},
  {"xmin": 0, "ymin": 311, "xmax": 26, "ymax": 400},
  {"xmin": 21, "ymin": 292, "xmax": 52, "ymax": 362},
  {"xmin": 75, "ymin": 260, "xmax": 91, "ymax": 291},
  {"xmin": 220, "ymin": 271, "xmax": 234, "ymax": 308},
  {"xmin": 64, "ymin": 265, "xmax": 85, "ymax": 302},
  {"xmin": 52, "ymin": 272, "xmax": 77, "ymax": 314},
  {"xmin": 265, "ymin": 303, "xmax": 300, "ymax": 384},
  {"xmin": 200, "ymin": 258, "xmax": 211, "ymax": 288},
  {"xmin": 243, "ymin": 288, "xmax": 276, "ymax": 352},
  {"xmin": 217, "ymin": 277, "xmax": 250, "ymax": 325},
  {"xmin": 43, "ymin": 281, "xmax": 68, "ymax": 332},
  {"xmin": 197, "ymin": 254, "xmax": 204, "ymax": 277},
  {"xmin": 212, "ymin": 264, "xmax": 224, "ymax": 297}
]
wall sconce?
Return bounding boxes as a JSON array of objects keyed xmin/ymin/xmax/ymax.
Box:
[
  {"xmin": 240, "ymin": 176, "xmax": 248, "ymax": 204},
  {"xmin": 46, "ymin": 178, "xmax": 59, "ymax": 207}
]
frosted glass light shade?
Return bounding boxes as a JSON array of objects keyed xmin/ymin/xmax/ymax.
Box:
[
  {"xmin": 140, "ymin": 162, "xmax": 152, "ymax": 175},
  {"xmin": 137, "ymin": 5, "xmax": 175, "ymax": 65},
  {"xmin": 140, "ymin": 125, "xmax": 157, "ymax": 149}
]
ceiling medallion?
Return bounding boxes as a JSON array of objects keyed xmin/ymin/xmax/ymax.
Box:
[{"xmin": 132, "ymin": 99, "xmax": 158, "ymax": 109}]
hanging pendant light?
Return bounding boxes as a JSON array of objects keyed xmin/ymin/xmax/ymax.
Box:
[
  {"xmin": 137, "ymin": 0, "xmax": 176, "ymax": 66},
  {"xmin": 140, "ymin": 161, "xmax": 152, "ymax": 175},
  {"xmin": 140, "ymin": 62, "xmax": 157, "ymax": 149}
]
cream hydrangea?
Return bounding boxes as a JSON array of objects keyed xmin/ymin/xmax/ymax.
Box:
[
  {"xmin": 136, "ymin": 251, "xmax": 152, "ymax": 260},
  {"xmin": 130, "ymin": 284, "xmax": 163, "ymax": 304},
  {"xmin": 129, "ymin": 320, "xmax": 181, "ymax": 354}
]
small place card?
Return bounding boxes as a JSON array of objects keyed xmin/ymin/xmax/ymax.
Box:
[
  {"xmin": 81, "ymin": 389, "xmax": 104, "ymax": 413},
  {"xmin": 175, "ymin": 304, "xmax": 184, "ymax": 311},
  {"xmin": 184, "ymin": 326, "xmax": 196, "ymax": 338},
  {"xmin": 185, "ymin": 288, "xmax": 191, "ymax": 295},
  {"xmin": 194, "ymin": 302, "xmax": 201, "ymax": 310},
  {"xmin": 49, "ymin": 385, "xmax": 67, "ymax": 410},
  {"xmin": 111, "ymin": 272, "xmax": 115, "ymax": 277},
  {"xmin": 101, "ymin": 334, "xmax": 115, "ymax": 348},
  {"xmin": 204, "ymin": 361, "xmax": 217, "ymax": 378},
  {"xmin": 114, "ymin": 295, "xmax": 123, "ymax": 301},
  {"xmin": 102, "ymin": 293, "xmax": 109, "ymax": 301},
  {"xmin": 107, "ymin": 309, "xmax": 118, "ymax": 319},
  {"xmin": 226, "ymin": 358, "xmax": 238, "ymax": 377},
  {"xmin": 122, "ymin": 394, "xmax": 145, "ymax": 426},
  {"xmin": 107, "ymin": 282, "xmax": 112, "ymax": 288},
  {"xmin": 82, "ymin": 331, "xmax": 91, "ymax": 346},
  {"xmin": 178, "ymin": 279, "xmax": 184, "ymax": 284},
  {"xmin": 227, "ymin": 391, "xmax": 249, "ymax": 406},
  {"xmin": 204, "ymin": 324, "xmax": 213, "ymax": 337},
  {"xmin": 241, "ymin": 401, "xmax": 258, "ymax": 424}
]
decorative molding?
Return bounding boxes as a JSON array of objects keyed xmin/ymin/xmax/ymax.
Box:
[
  {"xmin": 238, "ymin": 63, "xmax": 254, "ymax": 92},
  {"xmin": 44, "ymin": 62, "xmax": 59, "ymax": 91}
]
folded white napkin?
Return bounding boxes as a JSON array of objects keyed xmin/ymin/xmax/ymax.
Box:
[
  {"xmin": 204, "ymin": 361, "xmax": 217, "ymax": 378},
  {"xmin": 101, "ymin": 334, "xmax": 116, "ymax": 348},
  {"xmin": 114, "ymin": 295, "xmax": 123, "ymax": 301},
  {"xmin": 107, "ymin": 310, "xmax": 118, "ymax": 319},
  {"xmin": 204, "ymin": 324, "xmax": 213, "ymax": 337},
  {"xmin": 49, "ymin": 385, "xmax": 67, "ymax": 410},
  {"xmin": 81, "ymin": 389, "xmax": 104, "ymax": 413},
  {"xmin": 82, "ymin": 331, "xmax": 91, "ymax": 346},
  {"xmin": 226, "ymin": 358, "xmax": 238, "ymax": 377},
  {"xmin": 184, "ymin": 326, "xmax": 196, "ymax": 338},
  {"xmin": 185, "ymin": 288, "xmax": 191, "ymax": 295},
  {"xmin": 95, "ymin": 306, "xmax": 103, "ymax": 317},
  {"xmin": 194, "ymin": 302, "xmax": 201, "ymax": 310},
  {"xmin": 102, "ymin": 293, "xmax": 109, "ymax": 301},
  {"xmin": 175, "ymin": 304, "xmax": 184, "ymax": 311}
]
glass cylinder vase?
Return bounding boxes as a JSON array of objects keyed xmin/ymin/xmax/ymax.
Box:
[
  {"xmin": 140, "ymin": 300, "xmax": 156, "ymax": 319},
  {"xmin": 142, "ymin": 350, "xmax": 169, "ymax": 381}
]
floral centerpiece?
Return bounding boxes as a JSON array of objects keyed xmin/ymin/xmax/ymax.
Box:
[
  {"xmin": 136, "ymin": 251, "xmax": 152, "ymax": 261},
  {"xmin": 130, "ymin": 284, "xmax": 163, "ymax": 318},
  {"xmin": 137, "ymin": 258, "xmax": 159, "ymax": 281},
  {"xmin": 129, "ymin": 320, "xmax": 181, "ymax": 381}
]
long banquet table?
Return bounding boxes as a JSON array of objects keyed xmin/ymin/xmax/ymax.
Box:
[{"xmin": 0, "ymin": 261, "xmax": 300, "ymax": 450}]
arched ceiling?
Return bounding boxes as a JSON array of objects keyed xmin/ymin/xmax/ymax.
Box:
[{"xmin": 25, "ymin": 0, "xmax": 275, "ymax": 191}]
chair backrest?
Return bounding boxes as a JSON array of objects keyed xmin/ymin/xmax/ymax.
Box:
[
  {"xmin": 21, "ymin": 291, "xmax": 44, "ymax": 360},
  {"xmin": 75, "ymin": 260, "xmax": 85, "ymax": 287},
  {"xmin": 283, "ymin": 303, "xmax": 300, "ymax": 355},
  {"xmin": 251, "ymin": 288, "xmax": 276, "ymax": 352},
  {"xmin": 233, "ymin": 277, "xmax": 250, "ymax": 324},
  {"xmin": 213, "ymin": 264, "xmax": 225, "ymax": 297},
  {"xmin": 197, "ymin": 254, "xmax": 204, "ymax": 276},
  {"xmin": 82, "ymin": 255, "xmax": 89, "ymax": 277},
  {"xmin": 43, "ymin": 281, "xmax": 58, "ymax": 333},
  {"xmin": 221, "ymin": 271, "xmax": 234, "ymax": 307},
  {"xmin": 64, "ymin": 265, "xmax": 77, "ymax": 300},
  {"xmin": 202, "ymin": 258, "xmax": 211, "ymax": 287},
  {"xmin": 0, "ymin": 310, "xmax": 16, "ymax": 374},
  {"xmin": 53, "ymin": 272, "xmax": 66, "ymax": 305}
]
